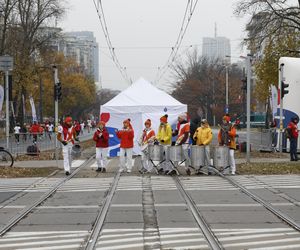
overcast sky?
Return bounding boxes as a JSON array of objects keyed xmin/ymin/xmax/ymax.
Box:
[{"xmin": 61, "ymin": 0, "xmax": 249, "ymax": 91}]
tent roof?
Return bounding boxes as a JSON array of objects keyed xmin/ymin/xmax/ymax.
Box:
[{"xmin": 102, "ymin": 78, "xmax": 185, "ymax": 107}]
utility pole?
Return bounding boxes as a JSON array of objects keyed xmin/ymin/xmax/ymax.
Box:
[
  {"xmin": 225, "ymin": 65, "xmax": 229, "ymax": 113},
  {"xmin": 246, "ymin": 54, "xmax": 252, "ymax": 163},
  {"xmin": 0, "ymin": 55, "xmax": 13, "ymax": 149},
  {"xmin": 53, "ymin": 66, "xmax": 59, "ymax": 160}
]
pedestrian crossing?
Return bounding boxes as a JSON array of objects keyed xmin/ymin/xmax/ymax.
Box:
[
  {"xmin": 180, "ymin": 176, "xmax": 238, "ymax": 190},
  {"xmin": 232, "ymin": 175, "xmax": 300, "ymax": 189},
  {"xmin": 0, "ymin": 178, "xmax": 61, "ymax": 193},
  {"xmin": 57, "ymin": 178, "xmax": 113, "ymax": 192},
  {"xmin": 0, "ymin": 228, "xmax": 299, "ymax": 250},
  {"xmin": 213, "ymin": 228, "xmax": 300, "ymax": 250},
  {"xmin": 0, "ymin": 231, "xmax": 89, "ymax": 250}
]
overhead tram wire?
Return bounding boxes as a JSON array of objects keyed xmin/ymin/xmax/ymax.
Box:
[
  {"xmin": 155, "ymin": 0, "xmax": 199, "ymax": 85},
  {"xmin": 92, "ymin": 0, "xmax": 131, "ymax": 84}
]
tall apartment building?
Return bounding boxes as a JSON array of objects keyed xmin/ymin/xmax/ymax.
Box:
[
  {"xmin": 202, "ymin": 36, "xmax": 231, "ymax": 64},
  {"xmin": 49, "ymin": 31, "xmax": 99, "ymax": 82}
]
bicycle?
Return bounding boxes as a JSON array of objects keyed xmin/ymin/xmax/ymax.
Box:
[{"xmin": 0, "ymin": 147, "xmax": 14, "ymax": 167}]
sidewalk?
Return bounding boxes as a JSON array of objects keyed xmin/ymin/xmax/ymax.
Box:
[
  {"xmin": 13, "ymin": 160, "xmax": 63, "ymax": 169},
  {"xmin": 12, "ymin": 156, "xmax": 293, "ymax": 169}
]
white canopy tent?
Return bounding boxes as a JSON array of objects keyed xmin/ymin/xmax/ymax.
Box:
[{"xmin": 100, "ymin": 78, "xmax": 187, "ymax": 156}]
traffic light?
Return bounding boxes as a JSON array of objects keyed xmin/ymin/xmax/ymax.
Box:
[
  {"xmin": 280, "ymin": 80, "xmax": 289, "ymax": 99},
  {"xmin": 241, "ymin": 77, "xmax": 247, "ymax": 91},
  {"xmin": 54, "ymin": 82, "xmax": 62, "ymax": 101}
]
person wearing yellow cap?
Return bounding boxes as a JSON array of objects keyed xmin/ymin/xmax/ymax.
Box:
[
  {"xmin": 139, "ymin": 119, "xmax": 156, "ymax": 173},
  {"xmin": 57, "ymin": 116, "xmax": 78, "ymax": 175},
  {"xmin": 93, "ymin": 121, "xmax": 109, "ymax": 172},
  {"xmin": 116, "ymin": 119, "xmax": 134, "ymax": 173}
]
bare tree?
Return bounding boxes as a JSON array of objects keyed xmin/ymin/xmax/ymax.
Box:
[{"xmin": 235, "ymin": 0, "xmax": 300, "ymax": 49}]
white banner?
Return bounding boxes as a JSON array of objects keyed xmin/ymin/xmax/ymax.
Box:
[
  {"xmin": 29, "ymin": 96, "xmax": 37, "ymax": 122},
  {"xmin": 270, "ymin": 85, "xmax": 278, "ymax": 117},
  {"xmin": 22, "ymin": 94, "xmax": 26, "ymax": 117},
  {"xmin": 0, "ymin": 85, "xmax": 4, "ymax": 113}
]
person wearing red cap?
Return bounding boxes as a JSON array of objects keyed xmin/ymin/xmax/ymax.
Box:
[
  {"xmin": 116, "ymin": 119, "xmax": 134, "ymax": 173},
  {"xmin": 93, "ymin": 121, "xmax": 109, "ymax": 172},
  {"xmin": 218, "ymin": 115, "xmax": 237, "ymax": 175},
  {"xmin": 139, "ymin": 119, "xmax": 155, "ymax": 173},
  {"xmin": 57, "ymin": 116, "xmax": 78, "ymax": 175}
]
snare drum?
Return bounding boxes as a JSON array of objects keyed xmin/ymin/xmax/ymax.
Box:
[
  {"xmin": 148, "ymin": 144, "xmax": 164, "ymax": 161},
  {"xmin": 191, "ymin": 145, "xmax": 205, "ymax": 167},
  {"xmin": 167, "ymin": 145, "xmax": 183, "ymax": 162}
]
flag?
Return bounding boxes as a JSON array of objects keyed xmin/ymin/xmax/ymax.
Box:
[
  {"xmin": 270, "ymin": 85, "xmax": 278, "ymax": 117},
  {"xmin": 29, "ymin": 96, "xmax": 37, "ymax": 122},
  {"xmin": 22, "ymin": 94, "xmax": 26, "ymax": 117},
  {"xmin": 0, "ymin": 85, "xmax": 4, "ymax": 113}
]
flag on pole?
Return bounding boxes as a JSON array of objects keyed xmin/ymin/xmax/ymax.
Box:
[
  {"xmin": 29, "ymin": 96, "xmax": 37, "ymax": 122},
  {"xmin": 270, "ymin": 85, "xmax": 278, "ymax": 117},
  {"xmin": 0, "ymin": 85, "xmax": 4, "ymax": 113}
]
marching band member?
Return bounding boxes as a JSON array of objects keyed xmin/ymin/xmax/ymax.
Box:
[
  {"xmin": 156, "ymin": 114, "xmax": 173, "ymax": 174},
  {"xmin": 57, "ymin": 117, "xmax": 78, "ymax": 175},
  {"xmin": 193, "ymin": 119, "xmax": 213, "ymax": 175},
  {"xmin": 173, "ymin": 113, "xmax": 192, "ymax": 175},
  {"xmin": 139, "ymin": 119, "xmax": 155, "ymax": 173},
  {"xmin": 93, "ymin": 121, "xmax": 109, "ymax": 172},
  {"xmin": 218, "ymin": 115, "xmax": 237, "ymax": 175},
  {"xmin": 116, "ymin": 119, "xmax": 134, "ymax": 173}
]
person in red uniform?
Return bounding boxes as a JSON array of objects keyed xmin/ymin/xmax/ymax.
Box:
[
  {"xmin": 139, "ymin": 119, "xmax": 155, "ymax": 173},
  {"xmin": 30, "ymin": 121, "xmax": 40, "ymax": 143},
  {"xmin": 116, "ymin": 119, "xmax": 134, "ymax": 173},
  {"xmin": 93, "ymin": 121, "xmax": 109, "ymax": 172},
  {"xmin": 57, "ymin": 117, "xmax": 78, "ymax": 175},
  {"xmin": 287, "ymin": 116, "xmax": 299, "ymax": 161}
]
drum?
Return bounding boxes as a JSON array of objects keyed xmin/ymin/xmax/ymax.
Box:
[
  {"xmin": 167, "ymin": 145, "xmax": 183, "ymax": 162},
  {"xmin": 148, "ymin": 145, "xmax": 164, "ymax": 161},
  {"xmin": 213, "ymin": 146, "xmax": 229, "ymax": 169},
  {"xmin": 191, "ymin": 145, "xmax": 205, "ymax": 168}
]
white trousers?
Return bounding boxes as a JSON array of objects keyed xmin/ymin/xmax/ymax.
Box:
[
  {"xmin": 182, "ymin": 144, "xmax": 191, "ymax": 169},
  {"xmin": 96, "ymin": 147, "xmax": 108, "ymax": 169},
  {"xmin": 162, "ymin": 145, "xmax": 173, "ymax": 171},
  {"xmin": 201, "ymin": 145, "xmax": 212, "ymax": 172},
  {"xmin": 229, "ymin": 149, "xmax": 236, "ymax": 173},
  {"xmin": 62, "ymin": 144, "xmax": 72, "ymax": 172},
  {"xmin": 119, "ymin": 148, "xmax": 133, "ymax": 171}
]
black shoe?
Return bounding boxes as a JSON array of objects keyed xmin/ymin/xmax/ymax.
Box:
[
  {"xmin": 102, "ymin": 168, "xmax": 106, "ymax": 173},
  {"xmin": 158, "ymin": 168, "xmax": 164, "ymax": 173},
  {"xmin": 65, "ymin": 171, "xmax": 70, "ymax": 176},
  {"xmin": 186, "ymin": 168, "xmax": 191, "ymax": 176},
  {"xmin": 291, "ymin": 159, "xmax": 295, "ymax": 161},
  {"xmin": 164, "ymin": 171, "xmax": 169, "ymax": 175},
  {"xmin": 96, "ymin": 167, "xmax": 102, "ymax": 172},
  {"xmin": 208, "ymin": 172, "xmax": 212, "ymax": 176}
]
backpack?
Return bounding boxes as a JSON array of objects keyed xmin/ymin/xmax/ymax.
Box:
[
  {"xmin": 27, "ymin": 144, "xmax": 40, "ymax": 156},
  {"xmin": 285, "ymin": 127, "xmax": 292, "ymax": 139}
]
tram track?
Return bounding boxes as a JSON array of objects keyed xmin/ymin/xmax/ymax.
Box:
[
  {"xmin": 213, "ymin": 170, "xmax": 300, "ymax": 232},
  {"xmin": 0, "ymin": 155, "xmax": 96, "ymax": 237}
]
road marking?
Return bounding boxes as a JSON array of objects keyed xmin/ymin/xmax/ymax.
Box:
[{"xmin": 71, "ymin": 160, "xmax": 86, "ymax": 168}]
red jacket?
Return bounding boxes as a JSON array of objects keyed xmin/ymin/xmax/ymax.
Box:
[
  {"xmin": 117, "ymin": 129, "xmax": 134, "ymax": 148},
  {"xmin": 93, "ymin": 128, "xmax": 109, "ymax": 148},
  {"xmin": 288, "ymin": 122, "xmax": 299, "ymax": 139}
]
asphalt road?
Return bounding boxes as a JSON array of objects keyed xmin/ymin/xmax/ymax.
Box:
[{"xmin": 0, "ymin": 158, "xmax": 299, "ymax": 249}]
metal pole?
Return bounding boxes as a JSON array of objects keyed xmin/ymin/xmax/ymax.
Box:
[
  {"xmin": 226, "ymin": 65, "xmax": 229, "ymax": 108},
  {"xmin": 53, "ymin": 66, "xmax": 59, "ymax": 161},
  {"xmin": 246, "ymin": 55, "xmax": 251, "ymax": 163},
  {"xmin": 39, "ymin": 77, "xmax": 43, "ymax": 123},
  {"xmin": 5, "ymin": 70, "xmax": 9, "ymax": 149},
  {"xmin": 279, "ymin": 63, "xmax": 284, "ymax": 152}
]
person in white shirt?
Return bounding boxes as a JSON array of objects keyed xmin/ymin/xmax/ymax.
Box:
[{"xmin": 14, "ymin": 123, "xmax": 21, "ymax": 144}]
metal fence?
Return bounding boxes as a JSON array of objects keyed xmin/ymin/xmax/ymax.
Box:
[{"xmin": 6, "ymin": 133, "xmax": 60, "ymax": 158}]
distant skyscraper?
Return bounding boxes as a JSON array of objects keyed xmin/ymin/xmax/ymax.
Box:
[{"xmin": 202, "ymin": 36, "xmax": 231, "ymax": 63}]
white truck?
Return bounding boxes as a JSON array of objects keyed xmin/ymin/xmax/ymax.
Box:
[{"xmin": 277, "ymin": 57, "xmax": 300, "ymax": 152}]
